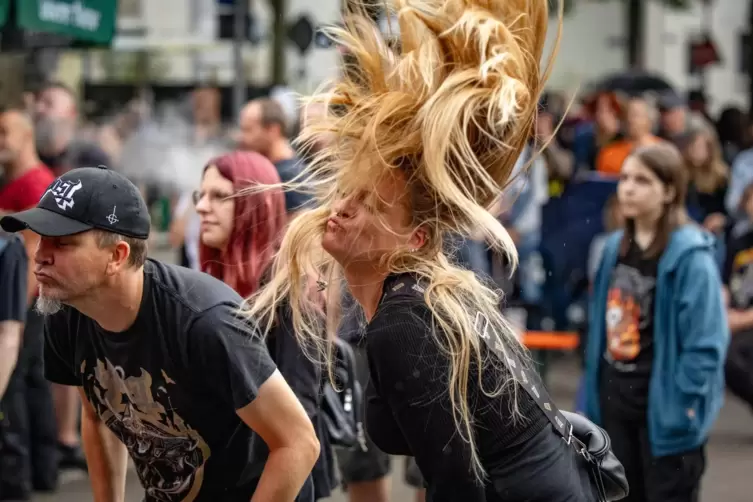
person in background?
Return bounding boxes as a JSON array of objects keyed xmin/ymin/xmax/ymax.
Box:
[
  {"xmin": 498, "ymin": 140, "xmax": 549, "ymax": 306},
  {"xmin": 0, "ymin": 106, "xmax": 62, "ymax": 494},
  {"xmin": 536, "ymin": 97, "xmax": 573, "ymax": 197},
  {"xmin": 721, "ymin": 182, "xmax": 753, "ymax": 415},
  {"xmin": 725, "ymin": 136, "xmax": 753, "ymax": 220},
  {"xmin": 572, "ymin": 92, "xmax": 622, "ymax": 172},
  {"xmin": 585, "ymin": 143, "xmax": 728, "ymax": 502},
  {"xmin": 196, "ymin": 151, "xmax": 336, "ymax": 500},
  {"xmin": 657, "ymin": 91, "xmax": 688, "ymax": 146},
  {"xmin": 0, "ymin": 166, "xmax": 320, "ymax": 502},
  {"xmin": 596, "ymin": 96, "xmax": 661, "ymax": 177},
  {"xmin": 191, "ymin": 86, "xmax": 231, "ymax": 148},
  {"xmin": 587, "ymin": 194, "xmax": 624, "ymax": 284},
  {"xmin": 0, "ymin": 232, "xmax": 28, "ymax": 501},
  {"xmin": 238, "ymin": 98, "xmax": 313, "ymax": 216},
  {"xmin": 33, "ymin": 81, "xmax": 110, "ymax": 176},
  {"xmin": 715, "ymin": 106, "xmax": 748, "ymax": 165},
  {"xmin": 678, "ymin": 125, "xmax": 728, "ymax": 234},
  {"xmin": 168, "ymin": 191, "xmax": 201, "ymax": 270}
]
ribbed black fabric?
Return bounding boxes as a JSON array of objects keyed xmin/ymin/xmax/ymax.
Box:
[{"xmin": 364, "ymin": 276, "xmax": 548, "ymax": 501}]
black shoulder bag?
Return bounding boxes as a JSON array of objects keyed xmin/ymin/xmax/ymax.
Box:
[
  {"xmin": 321, "ymin": 337, "xmax": 368, "ymax": 452},
  {"xmin": 383, "ymin": 276, "xmax": 629, "ymax": 502}
]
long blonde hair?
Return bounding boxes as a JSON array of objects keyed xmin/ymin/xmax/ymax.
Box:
[
  {"xmin": 681, "ymin": 125, "xmax": 729, "ymax": 194},
  {"xmin": 245, "ymin": 0, "xmax": 558, "ymax": 479}
]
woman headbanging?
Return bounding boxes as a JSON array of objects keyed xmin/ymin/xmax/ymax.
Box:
[{"xmin": 246, "ymin": 0, "xmax": 597, "ymax": 500}]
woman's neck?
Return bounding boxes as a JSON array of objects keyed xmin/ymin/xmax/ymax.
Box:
[
  {"xmin": 343, "ymin": 266, "xmax": 389, "ymax": 321},
  {"xmin": 633, "ymin": 214, "xmax": 659, "ymax": 249}
]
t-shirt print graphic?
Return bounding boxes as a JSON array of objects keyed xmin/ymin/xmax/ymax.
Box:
[
  {"xmin": 82, "ymin": 358, "xmax": 211, "ymax": 502},
  {"xmin": 604, "ymin": 263, "xmax": 656, "ymax": 365},
  {"xmin": 606, "ymin": 288, "xmax": 641, "ymax": 361}
]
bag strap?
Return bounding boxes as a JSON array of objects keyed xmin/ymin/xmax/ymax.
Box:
[{"xmin": 380, "ymin": 274, "xmax": 574, "ymax": 444}]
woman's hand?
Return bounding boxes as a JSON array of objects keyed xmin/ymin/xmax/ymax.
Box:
[{"xmin": 702, "ymin": 212, "xmax": 726, "ymax": 234}]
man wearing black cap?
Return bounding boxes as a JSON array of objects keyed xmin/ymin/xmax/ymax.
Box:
[{"xmin": 0, "ymin": 167, "xmax": 320, "ymax": 502}]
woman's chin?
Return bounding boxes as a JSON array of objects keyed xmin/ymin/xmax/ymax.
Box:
[{"xmin": 321, "ymin": 234, "xmax": 347, "ymax": 263}]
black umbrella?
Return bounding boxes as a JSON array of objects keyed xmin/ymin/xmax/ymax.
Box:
[{"xmin": 595, "ymin": 71, "xmax": 674, "ymax": 95}]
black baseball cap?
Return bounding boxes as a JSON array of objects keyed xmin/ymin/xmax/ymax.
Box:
[{"xmin": 0, "ymin": 166, "xmax": 151, "ymax": 239}]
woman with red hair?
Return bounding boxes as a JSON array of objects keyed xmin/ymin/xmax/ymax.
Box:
[{"xmin": 195, "ymin": 151, "xmax": 335, "ymax": 501}]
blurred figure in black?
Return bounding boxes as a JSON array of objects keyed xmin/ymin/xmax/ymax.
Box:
[{"xmin": 0, "ymin": 231, "xmax": 45, "ymax": 501}]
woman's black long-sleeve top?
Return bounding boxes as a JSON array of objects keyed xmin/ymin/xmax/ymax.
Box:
[{"xmin": 364, "ymin": 274, "xmax": 548, "ymax": 501}]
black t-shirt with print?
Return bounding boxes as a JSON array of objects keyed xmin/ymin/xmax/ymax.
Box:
[
  {"xmin": 600, "ymin": 239, "xmax": 660, "ymax": 419},
  {"xmin": 723, "ymin": 226, "xmax": 753, "ymax": 311},
  {"xmin": 43, "ymin": 259, "xmax": 277, "ymax": 502}
]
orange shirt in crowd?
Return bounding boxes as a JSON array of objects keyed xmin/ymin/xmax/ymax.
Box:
[{"xmin": 596, "ymin": 136, "xmax": 661, "ymax": 176}]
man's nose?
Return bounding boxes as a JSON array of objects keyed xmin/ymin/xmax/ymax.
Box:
[{"xmin": 34, "ymin": 240, "xmax": 53, "ymax": 266}]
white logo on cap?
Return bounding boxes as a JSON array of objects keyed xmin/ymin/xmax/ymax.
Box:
[
  {"xmin": 106, "ymin": 206, "xmax": 119, "ymax": 225},
  {"xmin": 46, "ymin": 179, "xmax": 83, "ymax": 211}
]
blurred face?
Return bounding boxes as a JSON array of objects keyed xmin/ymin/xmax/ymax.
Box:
[
  {"xmin": 34, "ymin": 231, "xmax": 112, "ymax": 314},
  {"xmin": 661, "ymin": 107, "xmax": 686, "ymax": 136},
  {"xmin": 193, "ymin": 88, "xmax": 220, "ymax": 124},
  {"xmin": 238, "ymin": 104, "xmax": 271, "ymax": 155},
  {"xmin": 618, "ymin": 156, "xmax": 673, "ymax": 222},
  {"xmin": 594, "ymin": 96, "xmax": 619, "ymax": 135},
  {"xmin": 626, "ymin": 99, "xmax": 651, "ymax": 139},
  {"xmin": 0, "ymin": 111, "xmax": 31, "ymax": 165},
  {"xmin": 34, "ymin": 87, "xmax": 77, "ymax": 154},
  {"xmin": 686, "ymin": 134, "xmax": 710, "ymax": 168},
  {"xmin": 195, "ymin": 166, "xmax": 236, "ymax": 251},
  {"xmin": 322, "ymin": 171, "xmax": 423, "ymax": 268}
]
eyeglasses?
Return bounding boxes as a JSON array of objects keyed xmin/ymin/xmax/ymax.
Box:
[{"xmin": 192, "ymin": 190, "xmax": 234, "ymax": 206}]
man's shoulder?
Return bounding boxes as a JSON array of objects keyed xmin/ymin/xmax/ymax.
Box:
[
  {"xmin": 274, "ymin": 156, "xmax": 306, "ymax": 179},
  {"xmin": 145, "ymin": 259, "xmax": 244, "ymax": 316}
]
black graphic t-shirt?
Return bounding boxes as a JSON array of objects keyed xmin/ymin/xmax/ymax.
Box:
[
  {"xmin": 723, "ymin": 226, "xmax": 753, "ymax": 312},
  {"xmin": 600, "ymin": 239, "xmax": 659, "ymax": 418},
  {"xmin": 43, "ymin": 259, "xmax": 277, "ymax": 502}
]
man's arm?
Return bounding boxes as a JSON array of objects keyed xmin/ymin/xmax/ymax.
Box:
[
  {"xmin": 238, "ymin": 371, "xmax": 320, "ymax": 502},
  {"xmin": 189, "ymin": 304, "xmax": 319, "ymax": 501},
  {"xmin": 79, "ymin": 389, "xmax": 129, "ymax": 502}
]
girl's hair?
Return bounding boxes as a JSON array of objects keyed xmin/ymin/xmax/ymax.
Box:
[
  {"xmin": 244, "ymin": 0, "xmax": 558, "ymax": 480},
  {"xmin": 583, "ymin": 91, "xmax": 622, "ymax": 119},
  {"xmin": 679, "ymin": 125, "xmax": 729, "ymax": 194},
  {"xmin": 199, "ymin": 151, "xmax": 287, "ymax": 298},
  {"xmin": 620, "ymin": 142, "xmax": 689, "ymax": 258},
  {"xmin": 602, "ymin": 194, "xmax": 623, "ymax": 232}
]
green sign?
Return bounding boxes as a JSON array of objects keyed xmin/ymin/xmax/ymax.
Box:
[
  {"xmin": 17, "ymin": 0, "xmax": 117, "ymax": 44},
  {"xmin": 0, "ymin": 0, "xmax": 9, "ymax": 27}
]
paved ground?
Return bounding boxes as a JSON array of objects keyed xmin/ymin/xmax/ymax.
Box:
[
  {"xmin": 32, "ymin": 356, "xmax": 753, "ymax": 502},
  {"xmin": 32, "ymin": 246, "xmax": 753, "ymax": 501}
]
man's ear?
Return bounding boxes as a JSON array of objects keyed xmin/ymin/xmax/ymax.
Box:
[{"xmin": 107, "ymin": 240, "xmax": 131, "ymax": 275}]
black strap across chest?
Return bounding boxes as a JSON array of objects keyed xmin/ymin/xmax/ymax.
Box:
[{"xmin": 380, "ymin": 274, "xmax": 574, "ymax": 443}]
